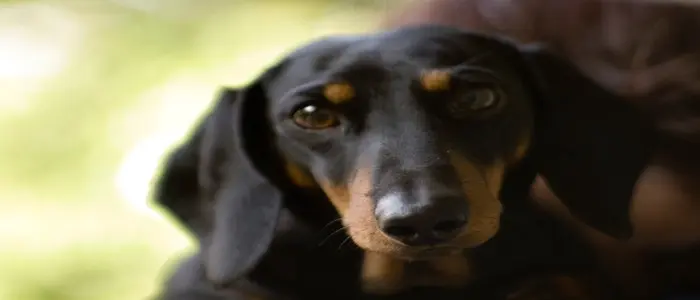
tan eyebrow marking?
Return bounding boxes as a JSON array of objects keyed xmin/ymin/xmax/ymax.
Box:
[
  {"xmin": 420, "ymin": 69, "xmax": 451, "ymax": 92},
  {"xmin": 323, "ymin": 82, "xmax": 355, "ymax": 104}
]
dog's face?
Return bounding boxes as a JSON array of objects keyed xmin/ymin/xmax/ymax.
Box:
[
  {"xmin": 155, "ymin": 26, "xmax": 654, "ymax": 287},
  {"xmin": 268, "ymin": 33, "xmax": 534, "ymax": 258}
]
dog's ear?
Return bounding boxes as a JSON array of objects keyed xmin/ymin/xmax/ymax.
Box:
[
  {"xmin": 198, "ymin": 85, "xmax": 283, "ymax": 285},
  {"xmin": 154, "ymin": 82, "xmax": 283, "ymax": 286},
  {"xmin": 154, "ymin": 117, "xmax": 209, "ymax": 238},
  {"xmin": 521, "ymin": 46, "xmax": 655, "ymax": 239}
]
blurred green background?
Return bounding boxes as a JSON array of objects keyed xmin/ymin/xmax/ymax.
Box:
[{"xmin": 0, "ymin": 1, "xmax": 396, "ymax": 299}]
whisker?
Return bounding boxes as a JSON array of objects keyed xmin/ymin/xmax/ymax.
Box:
[
  {"xmin": 338, "ymin": 236, "xmax": 353, "ymax": 250},
  {"xmin": 318, "ymin": 226, "xmax": 348, "ymax": 246},
  {"xmin": 321, "ymin": 218, "xmax": 342, "ymax": 230}
]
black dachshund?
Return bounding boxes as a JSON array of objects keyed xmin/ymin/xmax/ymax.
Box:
[{"xmin": 153, "ymin": 25, "xmax": 654, "ymax": 300}]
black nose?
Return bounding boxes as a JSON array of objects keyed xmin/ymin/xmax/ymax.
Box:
[{"xmin": 376, "ymin": 194, "xmax": 468, "ymax": 246}]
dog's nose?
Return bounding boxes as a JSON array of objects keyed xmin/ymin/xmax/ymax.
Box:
[{"xmin": 375, "ymin": 193, "xmax": 468, "ymax": 246}]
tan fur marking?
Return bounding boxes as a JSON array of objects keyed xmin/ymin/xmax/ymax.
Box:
[
  {"xmin": 317, "ymin": 181, "xmax": 350, "ymax": 215},
  {"xmin": 413, "ymin": 255, "xmax": 471, "ymax": 287},
  {"xmin": 323, "ymin": 82, "xmax": 355, "ymax": 104},
  {"xmin": 319, "ymin": 155, "xmax": 504, "ymax": 253},
  {"xmin": 431, "ymin": 255, "xmax": 471, "ymax": 281},
  {"xmin": 340, "ymin": 167, "xmax": 404, "ymax": 253},
  {"xmin": 483, "ymin": 160, "xmax": 507, "ymax": 198},
  {"xmin": 361, "ymin": 252, "xmax": 406, "ymax": 294},
  {"xmin": 318, "ymin": 168, "xmax": 408, "ymax": 294},
  {"xmin": 284, "ymin": 162, "xmax": 316, "ymax": 188},
  {"xmin": 420, "ymin": 69, "xmax": 451, "ymax": 91},
  {"xmin": 510, "ymin": 136, "xmax": 531, "ymax": 164},
  {"xmin": 449, "ymin": 153, "xmax": 504, "ymax": 248}
]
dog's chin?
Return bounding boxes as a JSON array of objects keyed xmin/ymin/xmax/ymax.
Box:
[{"xmin": 357, "ymin": 237, "xmax": 473, "ymax": 295}]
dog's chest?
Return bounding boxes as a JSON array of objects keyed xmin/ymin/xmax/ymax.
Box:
[{"xmin": 468, "ymin": 205, "xmax": 594, "ymax": 285}]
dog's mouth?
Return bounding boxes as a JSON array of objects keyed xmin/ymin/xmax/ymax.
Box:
[
  {"xmin": 340, "ymin": 198, "xmax": 500, "ymax": 261},
  {"xmin": 370, "ymin": 224, "xmax": 470, "ymax": 260},
  {"xmin": 343, "ymin": 216, "xmax": 474, "ymax": 261}
]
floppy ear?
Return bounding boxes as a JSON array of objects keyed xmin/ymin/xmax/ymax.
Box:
[
  {"xmin": 198, "ymin": 85, "xmax": 283, "ymax": 285},
  {"xmin": 521, "ymin": 46, "xmax": 655, "ymax": 239},
  {"xmin": 153, "ymin": 83, "xmax": 283, "ymax": 286},
  {"xmin": 154, "ymin": 116, "xmax": 209, "ymax": 237}
]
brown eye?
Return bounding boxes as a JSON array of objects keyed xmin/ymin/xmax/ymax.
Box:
[
  {"xmin": 292, "ymin": 105, "xmax": 340, "ymax": 129},
  {"xmin": 448, "ymin": 88, "xmax": 502, "ymax": 117}
]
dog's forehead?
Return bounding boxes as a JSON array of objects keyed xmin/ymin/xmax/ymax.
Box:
[{"xmin": 265, "ymin": 27, "xmax": 521, "ymax": 98}]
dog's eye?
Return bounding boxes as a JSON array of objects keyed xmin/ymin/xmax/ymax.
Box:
[
  {"xmin": 448, "ymin": 88, "xmax": 501, "ymax": 117},
  {"xmin": 292, "ymin": 105, "xmax": 340, "ymax": 129}
]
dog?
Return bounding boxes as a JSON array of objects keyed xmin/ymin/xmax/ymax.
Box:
[{"xmin": 152, "ymin": 25, "xmax": 654, "ymax": 300}]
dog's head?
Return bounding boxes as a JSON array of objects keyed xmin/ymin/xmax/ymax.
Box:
[{"xmin": 155, "ymin": 25, "xmax": 654, "ymax": 290}]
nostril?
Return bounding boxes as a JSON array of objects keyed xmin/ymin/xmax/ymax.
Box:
[
  {"xmin": 432, "ymin": 218, "xmax": 467, "ymax": 236},
  {"xmin": 383, "ymin": 224, "xmax": 418, "ymax": 239}
]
